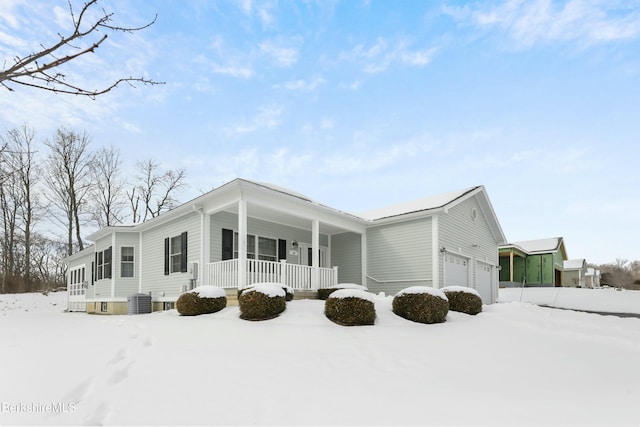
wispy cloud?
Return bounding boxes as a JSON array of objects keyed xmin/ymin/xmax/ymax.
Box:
[
  {"xmin": 274, "ymin": 76, "xmax": 325, "ymax": 91},
  {"xmin": 259, "ymin": 39, "xmax": 299, "ymax": 67},
  {"xmin": 340, "ymin": 37, "xmax": 438, "ymax": 73},
  {"xmin": 443, "ymin": 0, "xmax": 640, "ymax": 47},
  {"xmin": 226, "ymin": 104, "xmax": 284, "ymax": 135}
]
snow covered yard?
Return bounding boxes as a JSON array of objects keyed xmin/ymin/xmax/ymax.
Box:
[
  {"xmin": 499, "ymin": 286, "xmax": 640, "ymax": 315},
  {"xmin": 1, "ymin": 291, "xmax": 640, "ymax": 426}
]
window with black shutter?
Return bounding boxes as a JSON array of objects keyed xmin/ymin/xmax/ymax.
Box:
[{"xmin": 164, "ymin": 232, "xmax": 188, "ymax": 274}]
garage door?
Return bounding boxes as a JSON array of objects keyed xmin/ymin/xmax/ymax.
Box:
[
  {"xmin": 445, "ymin": 253, "xmax": 469, "ymax": 287},
  {"xmin": 476, "ymin": 261, "xmax": 493, "ymax": 304}
]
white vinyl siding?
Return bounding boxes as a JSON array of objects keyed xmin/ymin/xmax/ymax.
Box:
[
  {"xmin": 93, "ymin": 236, "xmax": 113, "ymax": 299},
  {"xmin": 366, "ymin": 217, "xmax": 432, "ymax": 295},
  {"xmin": 331, "ymin": 232, "xmax": 362, "ymax": 285},
  {"xmin": 140, "ymin": 212, "xmax": 201, "ymax": 298},
  {"xmin": 438, "ymin": 196, "xmax": 498, "ymax": 302}
]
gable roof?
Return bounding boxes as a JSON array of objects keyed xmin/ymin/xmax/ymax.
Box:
[
  {"xmin": 84, "ymin": 178, "xmax": 506, "ymax": 246},
  {"xmin": 564, "ymin": 259, "xmax": 586, "ymax": 270},
  {"xmin": 500, "ymin": 237, "xmax": 568, "ymax": 259},
  {"xmin": 358, "ymin": 185, "xmax": 506, "ymax": 245},
  {"xmin": 357, "ymin": 187, "xmax": 480, "ymax": 220}
]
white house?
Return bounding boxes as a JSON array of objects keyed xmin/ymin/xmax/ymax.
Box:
[
  {"xmin": 562, "ymin": 259, "xmax": 588, "ymax": 288},
  {"xmin": 64, "ymin": 178, "xmax": 506, "ymax": 314}
]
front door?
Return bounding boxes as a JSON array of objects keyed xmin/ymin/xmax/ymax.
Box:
[{"xmin": 298, "ymin": 243, "xmax": 327, "ymax": 267}]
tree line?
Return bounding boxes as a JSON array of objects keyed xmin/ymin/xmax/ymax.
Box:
[
  {"xmin": 592, "ymin": 259, "xmax": 640, "ymax": 290},
  {"xmin": 0, "ymin": 125, "xmax": 186, "ymax": 293}
]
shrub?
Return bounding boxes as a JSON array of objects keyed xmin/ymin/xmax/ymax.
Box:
[
  {"xmin": 324, "ymin": 289, "xmax": 376, "ymax": 326},
  {"xmin": 318, "ymin": 283, "xmax": 368, "ymax": 300},
  {"xmin": 238, "ymin": 283, "xmax": 286, "ymax": 321},
  {"xmin": 392, "ymin": 286, "xmax": 448, "ymax": 324},
  {"xmin": 238, "ymin": 284, "xmax": 294, "ymax": 301},
  {"xmin": 442, "ymin": 286, "xmax": 482, "ymax": 315},
  {"xmin": 176, "ymin": 286, "xmax": 227, "ymax": 316}
]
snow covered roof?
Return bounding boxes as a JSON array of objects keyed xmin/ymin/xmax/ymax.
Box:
[
  {"xmin": 564, "ymin": 259, "xmax": 586, "ymax": 270},
  {"xmin": 502, "ymin": 237, "xmax": 566, "ymax": 256},
  {"xmin": 357, "ymin": 186, "xmax": 480, "ymax": 221}
]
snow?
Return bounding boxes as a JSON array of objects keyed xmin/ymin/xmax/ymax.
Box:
[
  {"xmin": 441, "ymin": 285, "xmax": 481, "ymax": 297},
  {"xmin": 358, "ymin": 187, "xmax": 478, "ymax": 220},
  {"xmin": 2, "ymin": 289, "xmax": 640, "ymax": 425},
  {"xmin": 507, "ymin": 237, "xmax": 562, "ymax": 253},
  {"xmin": 395, "ymin": 285, "xmax": 448, "ymax": 300},
  {"xmin": 332, "ymin": 283, "xmax": 368, "ymax": 290},
  {"xmin": 327, "ymin": 288, "xmax": 377, "ymax": 303},
  {"xmin": 187, "ymin": 286, "xmax": 226, "ymax": 299},
  {"xmin": 500, "ymin": 286, "xmax": 640, "ymax": 315},
  {"xmin": 241, "ymin": 282, "xmax": 286, "ymax": 297}
]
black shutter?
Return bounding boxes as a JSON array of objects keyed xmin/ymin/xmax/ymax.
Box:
[
  {"xmin": 222, "ymin": 229, "xmax": 233, "ymax": 260},
  {"xmin": 278, "ymin": 239, "xmax": 287, "ymax": 260},
  {"xmin": 164, "ymin": 237, "xmax": 170, "ymax": 275},
  {"xmin": 105, "ymin": 247, "xmax": 112, "ymax": 279},
  {"xmin": 94, "ymin": 252, "xmax": 98, "ymax": 281},
  {"xmin": 180, "ymin": 231, "xmax": 188, "ymax": 273},
  {"xmin": 91, "ymin": 262, "xmax": 94, "ymax": 286}
]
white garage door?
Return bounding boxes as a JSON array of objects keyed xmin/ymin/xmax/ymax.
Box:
[
  {"xmin": 445, "ymin": 253, "xmax": 469, "ymax": 287},
  {"xmin": 476, "ymin": 261, "xmax": 493, "ymax": 304}
]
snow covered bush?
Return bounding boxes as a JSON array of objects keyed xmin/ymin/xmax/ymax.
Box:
[
  {"xmin": 238, "ymin": 284, "xmax": 294, "ymax": 301},
  {"xmin": 324, "ymin": 289, "xmax": 376, "ymax": 326},
  {"xmin": 442, "ymin": 286, "xmax": 483, "ymax": 315},
  {"xmin": 318, "ymin": 283, "xmax": 368, "ymax": 300},
  {"xmin": 176, "ymin": 286, "xmax": 227, "ymax": 316},
  {"xmin": 238, "ymin": 283, "xmax": 286, "ymax": 321},
  {"xmin": 392, "ymin": 286, "xmax": 449, "ymax": 324}
]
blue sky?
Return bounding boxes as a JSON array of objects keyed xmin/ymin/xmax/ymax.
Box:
[{"xmin": 1, "ymin": 0, "xmax": 639, "ymax": 265}]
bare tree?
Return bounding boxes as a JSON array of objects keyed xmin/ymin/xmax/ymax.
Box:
[
  {"xmin": 46, "ymin": 128, "xmax": 94, "ymax": 256},
  {"xmin": 91, "ymin": 146, "xmax": 125, "ymax": 226},
  {"xmin": 0, "ymin": 0, "xmax": 162, "ymax": 98},
  {"xmin": 1, "ymin": 126, "xmax": 42, "ymax": 291},
  {"xmin": 127, "ymin": 159, "xmax": 186, "ymax": 223}
]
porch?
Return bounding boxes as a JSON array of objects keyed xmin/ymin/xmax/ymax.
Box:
[{"xmin": 206, "ymin": 259, "xmax": 338, "ymax": 290}]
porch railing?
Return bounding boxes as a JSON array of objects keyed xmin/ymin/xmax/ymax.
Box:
[{"xmin": 205, "ymin": 259, "xmax": 338, "ymax": 290}]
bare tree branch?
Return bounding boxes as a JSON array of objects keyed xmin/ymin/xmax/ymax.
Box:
[{"xmin": 0, "ymin": 0, "xmax": 163, "ymax": 98}]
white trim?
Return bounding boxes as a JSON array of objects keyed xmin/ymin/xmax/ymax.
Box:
[
  {"xmin": 138, "ymin": 232, "xmax": 143, "ymax": 293},
  {"xmin": 238, "ymin": 199, "xmax": 247, "ymax": 288},
  {"xmin": 312, "ymin": 219, "xmax": 320, "ymax": 290},
  {"xmin": 110, "ymin": 233, "xmax": 116, "ymax": 298},
  {"xmin": 361, "ymin": 233, "xmax": 367, "ymax": 287},
  {"xmin": 432, "ymin": 215, "xmax": 439, "ymax": 288}
]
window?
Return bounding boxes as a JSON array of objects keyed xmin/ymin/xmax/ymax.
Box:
[
  {"xmin": 223, "ymin": 229, "xmax": 279, "ymax": 262},
  {"xmin": 121, "ymin": 247, "xmax": 134, "ymax": 278},
  {"xmin": 164, "ymin": 232, "xmax": 187, "ymax": 275},
  {"xmin": 100, "ymin": 302, "xmax": 108, "ymax": 312},
  {"xmin": 163, "ymin": 302, "xmax": 175, "ymax": 310},
  {"xmin": 258, "ymin": 237, "xmax": 277, "ymax": 261},
  {"xmin": 68, "ymin": 266, "xmax": 86, "ymax": 296},
  {"xmin": 95, "ymin": 247, "xmax": 112, "ymax": 280}
]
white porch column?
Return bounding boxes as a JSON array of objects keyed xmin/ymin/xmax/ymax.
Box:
[
  {"xmin": 312, "ymin": 219, "xmax": 320, "ymax": 290},
  {"xmin": 202, "ymin": 212, "xmax": 210, "ymax": 286},
  {"xmin": 432, "ymin": 215, "xmax": 440, "ymax": 288},
  {"xmin": 238, "ymin": 200, "xmax": 248, "ymax": 289},
  {"xmin": 361, "ymin": 233, "xmax": 367, "ymax": 288}
]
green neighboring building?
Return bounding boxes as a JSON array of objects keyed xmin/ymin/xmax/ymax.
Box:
[{"xmin": 499, "ymin": 237, "xmax": 568, "ymax": 287}]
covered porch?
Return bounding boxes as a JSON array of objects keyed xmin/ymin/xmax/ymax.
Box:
[{"xmin": 193, "ymin": 180, "xmax": 367, "ymax": 290}]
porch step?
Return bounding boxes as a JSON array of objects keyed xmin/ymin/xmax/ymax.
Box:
[{"xmin": 223, "ymin": 288, "xmax": 319, "ymax": 306}]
